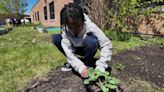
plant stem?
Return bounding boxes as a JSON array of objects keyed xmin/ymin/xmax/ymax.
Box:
[{"xmin": 99, "ymin": 79, "xmax": 103, "ymax": 86}]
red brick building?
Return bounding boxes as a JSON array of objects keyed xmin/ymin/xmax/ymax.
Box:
[
  {"xmin": 30, "ymin": 0, "xmax": 164, "ymax": 34},
  {"xmin": 30, "ymin": 0, "xmax": 82, "ymax": 27}
]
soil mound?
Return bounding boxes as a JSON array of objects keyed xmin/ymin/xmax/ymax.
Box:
[{"xmin": 18, "ymin": 46, "xmax": 164, "ymax": 92}]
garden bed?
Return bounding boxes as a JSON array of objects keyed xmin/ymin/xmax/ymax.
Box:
[
  {"xmin": 36, "ymin": 27, "xmax": 61, "ymax": 33},
  {"xmin": 18, "ymin": 46, "xmax": 164, "ymax": 92},
  {"xmin": 0, "ymin": 28, "xmax": 8, "ymax": 35}
]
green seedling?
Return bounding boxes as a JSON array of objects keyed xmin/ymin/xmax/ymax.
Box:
[
  {"xmin": 141, "ymin": 67, "xmax": 144, "ymax": 69},
  {"xmin": 140, "ymin": 51, "xmax": 144, "ymax": 54},
  {"xmin": 158, "ymin": 75, "xmax": 161, "ymax": 78},
  {"xmin": 84, "ymin": 67, "xmax": 122, "ymax": 92},
  {"xmin": 113, "ymin": 63, "xmax": 125, "ymax": 70},
  {"xmin": 135, "ymin": 57, "xmax": 141, "ymax": 60},
  {"xmin": 145, "ymin": 69, "xmax": 148, "ymax": 72},
  {"xmin": 141, "ymin": 67, "xmax": 144, "ymax": 72}
]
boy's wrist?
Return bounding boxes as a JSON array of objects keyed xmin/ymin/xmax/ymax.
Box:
[
  {"xmin": 95, "ymin": 66, "xmax": 105, "ymax": 72},
  {"xmin": 78, "ymin": 64, "xmax": 87, "ymax": 74}
]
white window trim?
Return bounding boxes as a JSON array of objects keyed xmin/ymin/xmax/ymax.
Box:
[{"xmin": 50, "ymin": 19, "xmax": 55, "ymax": 21}]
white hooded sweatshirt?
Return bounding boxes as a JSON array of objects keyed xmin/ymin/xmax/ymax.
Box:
[{"xmin": 61, "ymin": 14, "xmax": 112, "ymax": 74}]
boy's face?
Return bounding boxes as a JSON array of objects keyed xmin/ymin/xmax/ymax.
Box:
[{"xmin": 67, "ymin": 17, "xmax": 83, "ymax": 35}]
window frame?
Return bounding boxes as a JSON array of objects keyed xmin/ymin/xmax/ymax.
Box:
[
  {"xmin": 33, "ymin": 14, "xmax": 34, "ymax": 22},
  {"xmin": 44, "ymin": 6, "xmax": 48, "ymax": 20},
  {"xmin": 37, "ymin": 11, "xmax": 39, "ymax": 21},
  {"xmin": 49, "ymin": 1, "xmax": 55, "ymax": 20},
  {"xmin": 35, "ymin": 13, "xmax": 37, "ymax": 21}
]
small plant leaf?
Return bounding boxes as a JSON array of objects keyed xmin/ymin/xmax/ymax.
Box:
[
  {"xmin": 90, "ymin": 75, "xmax": 95, "ymax": 81},
  {"xmin": 105, "ymin": 76, "xmax": 111, "ymax": 81},
  {"xmin": 86, "ymin": 71, "xmax": 91, "ymax": 76},
  {"xmin": 84, "ymin": 79, "xmax": 89, "ymax": 84},
  {"xmin": 111, "ymin": 85, "xmax": 118, "ymax": 89},
  {"xmin": 101, "ymin": 85, "xmax": 106, "ymax": 92},
  {"xmin": 95, "ymin": 74, "xmax": 100, "ymax": 79},
  {"xmin": 105, "ymin": 83, "xmax": 112, "ymax": 88},
  {"xmin": 95, "ymin": 69, "xmax": 101, "ymax": 75},
  {"xmin": 104, "ymin": 71, "xmax": 110, "ymax": 75},
  {"xmin": 145, "ymin": 69, "xmax": 148, "ymax": 72},
  {"xmin": 135, "ymin": 57, "xmax": 140, "ymax": 60},
  {"xmin": 105, "ymin": 76, "xmax": 109, "ymax": 82},
  {"xmin": 90, "ymin": 67, "xmax": 94, "ymax": 74},
  {"xmin": 105, "ymin": 88, "xmax": 109, "ymax": 92},
  {"xmin": 109, "ymin": 80, "xmax": 117, "ymax": 85}
]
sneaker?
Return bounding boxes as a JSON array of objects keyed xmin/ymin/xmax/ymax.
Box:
[{"xmin": 61, "ymin": 63, "xmax": 72, "ymax": 71}]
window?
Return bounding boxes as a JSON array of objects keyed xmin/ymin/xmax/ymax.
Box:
[
  {"xmin": 44, "ymin": 6, "xmax": 47, "ymax": 20},
  {"xmin": 49, "ymin": 2, "xmax": 55, "ymax": 19},
  {"xmin": 33, "ymin": 14, "xmax": 34, "ymax": 22},
  {"xmin": 37, "ymin": 11, "xmax": 39, "ymax": 21},
  {"xmin": 35, "ymin": 13, "xmax": 37, "ymax": 21}
]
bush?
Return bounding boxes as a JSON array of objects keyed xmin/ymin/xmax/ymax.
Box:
[
  {"xmin": 105, "ymin": 30, "xmax": 118, "ymax": 40},
  {"xmin": 25, "ymin": 22, "xmax": 43, "ymax": 27},
  {"xmin": 25, "ymin": 23, "xmax": 37, "ymax": 26},
  {"xmin": 105, "ymin": 30, "xmax": 131, "ymax": 41}
]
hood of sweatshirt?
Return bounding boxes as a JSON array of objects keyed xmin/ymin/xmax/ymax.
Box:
[{"xmin": 65, "ymin": 13, "xmax": 91, "ymax": 37}]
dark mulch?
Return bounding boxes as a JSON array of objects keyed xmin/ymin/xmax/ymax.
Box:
[
  {"xmin": 109, "ymin": 46, "xmax": 164, "ymax": 88},
  {"xmin": 18, "ymin": 67, "xmax": 87, "ymax": 92},
  {"xmin": 18, "ymin": 46, "xmax": 164, "ymax": 92}
]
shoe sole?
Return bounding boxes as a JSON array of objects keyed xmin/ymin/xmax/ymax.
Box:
[{"xmin": 61, "ymin": 68, "xmax": 72, "ymax": 71}]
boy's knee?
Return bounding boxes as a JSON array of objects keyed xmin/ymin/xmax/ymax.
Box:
[
  {"xmin": 52, "ymin": 34, "xmax": 62, "ymax": 45},
  {"xmin": 84, "ymin": 36, "xmax": 98, "ymax": 47}
]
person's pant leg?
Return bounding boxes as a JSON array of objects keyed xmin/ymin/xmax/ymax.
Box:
[
  {"xmin": 52, "ymin": 34, "xmax": 85, "ymax": 57},
  {"xmin": 83, "ymin": 35, "xmax": 99, "ymax": 67},
  {"xmin": 52, "ymin": 34, "xmax": 99, "ymax": 68},
  {"xmin": 52, "ymin": 34, "xmax": 66, "ymax": 56},
  {"xmin": 8, "ymin": 23, "xmax": 10, "ymax": 27}
]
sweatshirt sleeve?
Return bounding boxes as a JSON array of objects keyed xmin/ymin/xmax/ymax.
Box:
[
  {"xmin": 86, "ymin": 23, "xmax": 112, "ymax": 72},
  {"xmin": 61, "ymin": 30, "xmax": 87, "ymax": 74}
]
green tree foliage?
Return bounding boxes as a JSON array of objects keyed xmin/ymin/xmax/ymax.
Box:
[
  {"xmin": 102, "ymin": 0, "xmax": 164, "ymax": 32},
  {"xmin": 0, "ymin": 0, "xmax": 28, "ymax": 19}
]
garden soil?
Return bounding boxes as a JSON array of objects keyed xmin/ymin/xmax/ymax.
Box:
[{"xmin": 18, "ymin": 46, "xmax": 164, "ymax": 92}]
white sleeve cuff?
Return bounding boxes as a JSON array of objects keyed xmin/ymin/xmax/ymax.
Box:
[
  {"xmin": 78, "ymin": 64, "xmax": 87, "ymax": 74},
  {"xmin": 95, "ymin": 66, "xmax": 105, "ymax": 72}
]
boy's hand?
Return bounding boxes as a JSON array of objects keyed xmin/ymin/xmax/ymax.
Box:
[{"xmin": 81, "ymin": 68, "xmax": 89, "ymax": 78}]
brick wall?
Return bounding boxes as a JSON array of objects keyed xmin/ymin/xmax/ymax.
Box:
[
  {"xmin": 30, "ymin": 0, "xmax": 74, "ymax": 27},
  {"xmin": 128, "ymin": 14, "xmax": 164, "ymax": 35},
  {"xmin": 30, "ymin": 0, "xmax": 164, "ymax": 34}
]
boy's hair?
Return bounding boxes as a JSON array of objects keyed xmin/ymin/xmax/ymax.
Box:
[{"xmin": 60, "ymin": 3, "xmax": 84, "ymax": 29}]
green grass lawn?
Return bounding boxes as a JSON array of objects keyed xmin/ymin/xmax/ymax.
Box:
[
  {"xmin": 0, "ymin": 26, "xmax": 164, "ymax": 92},
  {"xmin": 0, "ymin": 26, "xmax": 66, "ymax": 92}
]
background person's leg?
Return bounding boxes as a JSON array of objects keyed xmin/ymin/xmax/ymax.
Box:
[{"xmin": 83, "ymin": 35, "xmax": 99, "ymax": 68}]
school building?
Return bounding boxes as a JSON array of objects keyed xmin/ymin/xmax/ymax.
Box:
[
  {"xmin": 30, "ymin": 0, "xmax": 164, "ymax": 35},
  {"xmin": 30, "ymin": 0, "xmax": 82, "ymax": 27}
]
